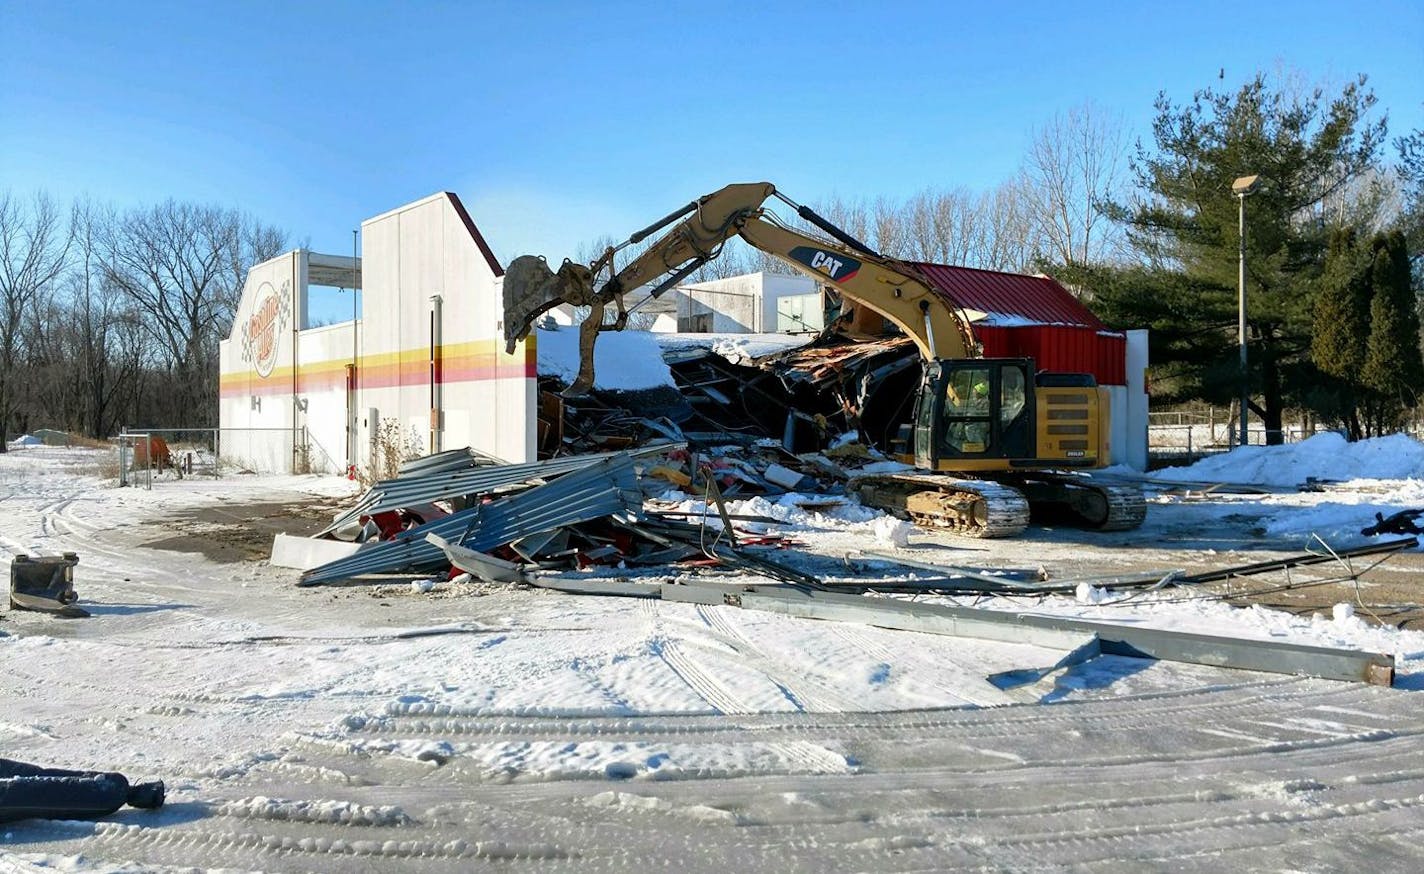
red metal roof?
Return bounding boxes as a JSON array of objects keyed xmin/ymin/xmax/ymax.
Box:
[{"xmin": 910, "ymin": 262, "xmax": 1107, "ymax": 330}]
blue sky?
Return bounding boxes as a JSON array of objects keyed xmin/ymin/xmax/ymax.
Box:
[{"xmin": 3, "ymin": 0, "xmax": 1421, "ymax": 275}]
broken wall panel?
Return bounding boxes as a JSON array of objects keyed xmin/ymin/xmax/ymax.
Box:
[
  {"xmin": 300, "ymin": 454, "xmax": 643, "ymax": 586},
  {"xmin": 323, "ymin": 444, "xmax": 676, "ymax": 536}
]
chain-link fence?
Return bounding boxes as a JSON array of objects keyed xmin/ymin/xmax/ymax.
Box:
[{"xmin": 117, "ymin": 427, "xmax": 221, "ymax": 485}]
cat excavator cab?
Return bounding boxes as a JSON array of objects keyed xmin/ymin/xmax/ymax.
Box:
[{"xmin": 503, "ymin": 182, "xmax": 1145, "ymax": 537}]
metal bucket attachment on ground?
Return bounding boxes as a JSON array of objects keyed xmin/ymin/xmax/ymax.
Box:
[{"xmin": 9, "ymin": 553, "xmax": 89, "ymax": 618}]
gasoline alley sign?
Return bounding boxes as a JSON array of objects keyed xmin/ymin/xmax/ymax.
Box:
[{"xmin": 240, "ymin": 280, "xmax": 292, "ymax": 379}]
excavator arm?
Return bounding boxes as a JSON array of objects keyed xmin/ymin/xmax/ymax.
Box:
[
  {"xmin": 502, "ymin": 182, "xmax": 978, "ymax": 393},
  {"xmin": 734, "ymin": 215, "xmax": 976, "ymax": 361}
]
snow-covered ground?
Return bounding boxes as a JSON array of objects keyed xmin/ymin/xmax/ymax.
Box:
[{"xmin": 4, "ymin": 440, "xmax": 1424, "ymax": 871}]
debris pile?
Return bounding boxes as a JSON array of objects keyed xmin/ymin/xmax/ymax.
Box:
[
  {"xmin": 297, "ymin": 444, "xmax": 823, "ymax": 588},
  {"xmin": 534, "ymin": 331, "xmax": 920, "ymax": 458},
  {"xmin": 660, "ymin": 335, "xmax": 920, "ymax": 453}
]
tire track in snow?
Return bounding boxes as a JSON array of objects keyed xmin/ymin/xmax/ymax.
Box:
[
  {"xmin": 37, "ymin": 497, "xmax": 73, "ymax": 538},
  {"xmin": 15, "ymin": 816, "xmax": 570, "ymax": 869},
  {"xmin": 691, "ymin": 604, "xmax": 865, "ymax": 713},
  {"xmin": 641, "ymin": 599, "xmax": 756, "ymax": 715},
  {"xmin": 342, "ymin": 682, "xmax": 1416, "ymax": 782},
  {"xmin": 980, "ymin": 789, "xmax": 1424, "ymax": 866},
  {"xmin": 654, "ymin": 634, "xmax": 749, "ymax": 715}
]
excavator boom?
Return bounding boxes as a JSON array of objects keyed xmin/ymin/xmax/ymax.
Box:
[
  {"xmin": 502, "ymin": 182, "xmax": 977, "ymax": 393},
  {"xmin": 503, "ymin": 183, "xmax": 776, "ymax": 394}
]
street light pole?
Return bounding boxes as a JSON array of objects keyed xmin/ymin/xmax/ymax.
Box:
[{"xmin": 1232, "ymin": 175, "xmax": 1260, "ymax": 448}]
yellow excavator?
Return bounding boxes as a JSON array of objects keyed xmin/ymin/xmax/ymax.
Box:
[{"xmin": 502, "ymin": 182, "xmax": 1145, "ymax": 537}]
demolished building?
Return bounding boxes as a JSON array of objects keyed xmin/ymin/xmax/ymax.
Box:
[{"xmin": 218, "ymin": 193, "xmax": 1146, "ymax": 474}]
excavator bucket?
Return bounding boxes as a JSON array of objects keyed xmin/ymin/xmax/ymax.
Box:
[
  {"xmin": 501, "ymin": 255, "xmax": 597, "ymax": 354},
  {"xmin": 502, "ymin": 254, "xmax": 612, "ymax": 396},
  {"xmin": 9, "ymin": 553, "xmax": 88, "ymax": 618}
]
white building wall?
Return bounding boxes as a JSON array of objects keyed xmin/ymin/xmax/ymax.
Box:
[
  {"xmin": 1104, "ymin": 329, "xmax": 1150, "ymax": 470},
  {"xmin": 293, "ymin": 322, "xmax": 356, "ymax": 473},
  {"xmin": 219, "ymin": 252, "xmax": 303, "ymax": 473},
  {"xmin": 677, "ymin": 272, "xmax": 818, "ymax": 333},
  {"xmin": 757, "ymin": 274, "xmax": 819, "ymax": 330},
  {"xmin": 357, "ymin": 192, "xmax": 533, "ymax": 467},
  {"xmin": 219, "ymin": 192, "xmax": 534, "ymax": 475}
]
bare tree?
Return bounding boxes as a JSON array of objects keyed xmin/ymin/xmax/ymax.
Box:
[
  {"xmin": 101, "ymin": 201, "xmax": 286, "ymax": 427},
  {"xmin": 0, "ymin": 191, "xmax": 71, "ymax": 449},
  {"xmin": 67, "ymin": 200, "xmax": 143, "ymax": 437},
  {"xmin": 1020, "ymin": 102, "xmax": 1128, "ymax": 266},
  {"xmin": 223, "ymin": 216, "xmax": 289, "ymax": 317},
  {"xmin": 976, "ymin": 179, "xmax": 1040, "ymax": 271}
]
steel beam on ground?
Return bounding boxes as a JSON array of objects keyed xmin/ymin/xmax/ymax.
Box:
[
  {"xmin": 528, "ymin": 578, "xmax": 664, "ymax": 598},
  {"xmin": 861, "ymin": 552, "xmax": 1045, "ymax": 590},
  {"xmin": 677, "ymin": 583, "xmax": 1394, "ymax": 686},
  {"xmin": 667, "ymin": 582, "xmax": 1094, "ymax": 651},
  {"xmin": 1178, "ymin": 537, "xmax": 1418, "ymax": 585}
]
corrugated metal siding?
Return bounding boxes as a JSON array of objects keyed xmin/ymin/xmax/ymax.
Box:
[
  {"xmin": 977, "ymin": 325, "xmax": 1126, "ymax": 386},
  {"xmin": 907, "ymin": 262, "xmax": 1125, "ymax": 385},
  {"xmin": 911, "ymin": 262, "xmax": 1107, "ymax": 329}
]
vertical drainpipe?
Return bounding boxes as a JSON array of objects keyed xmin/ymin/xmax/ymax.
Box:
[
  {"xmin": 430, "ymin": 293, "xmax": 443, "ymax": 454},
  {"xmin": 350, "ymin": 230, "xmax": 360, "ymax": 475},
  {"xmin": 292, "ymin": 251, "xmax": 301, "ymax": 473}
]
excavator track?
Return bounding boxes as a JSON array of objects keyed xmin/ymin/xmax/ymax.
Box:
[
  {"xmin": 1007, "ymin": 474, "xmax": 1148, "ymax": 532},
  {"xmin": 848, "ymin": 474, "xmax": 1032, "ymax": 539},
  {"xmin": 1088, "ymin": 481, "xmax": 1149, "ymax": 531}
]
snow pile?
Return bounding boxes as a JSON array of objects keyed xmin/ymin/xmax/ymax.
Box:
[
  {"xmin": 536, "ymin": 327, "xmax": 674, "ymax": 390},
  {"xmin": 1156, "ymin": 432, "xmax": 1424, "ymax": 487},
  {"xmin": 1075, "ymin": 582, "xmax": 1110, "ymax": 605},
  {"xmin": 871, "ymin": 516, "xmax": 914, "ymax": 547},
  {"xmin": 663, "ymin": 492, "xmax": 882, "ymax": 530},
  {"xmin": 654, "ymin": 332, "xmax": 814, "ymax": 363},
  {"xmin": 1255, "ymin": 479, "xmax": 1424, "ymax": 543},
  {"xmin": 710, "ymin": 334, "xmax": 815, "ymax": 363},
  {"xmin": 6, "ymin": 433, "xmax": 42, "ymax": 448}
]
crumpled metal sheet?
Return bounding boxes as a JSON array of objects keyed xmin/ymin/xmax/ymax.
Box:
[
  {"xmin": 300, "ymin": 454, "xmax": 643, "ymax": 586},
  {"xmin": 320, "ymin": 445, "xmax": 675, "ymax": 537}
]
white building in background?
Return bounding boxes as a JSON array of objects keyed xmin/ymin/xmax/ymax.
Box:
[
  {"xmin": 218, "ymin": 192, "xmax": 536, "ymax": 474},
  {"xmin": 541, "ymin": 271, "xmax": 824, "ymax": 335},
  {"xmin": 542, "ymin": 285, "xmax": 681, "ymax": 333},
  {"xmin": 676, "ymin": 272, "xmax": 822, "ymax": 333}
]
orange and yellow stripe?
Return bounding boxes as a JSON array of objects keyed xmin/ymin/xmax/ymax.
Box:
[{"xmin": 220, "ymin": 338, "xmax": 536, "ymax": 398}]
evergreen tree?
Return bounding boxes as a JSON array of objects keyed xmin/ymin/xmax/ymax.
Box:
[
  {"xmin": 1397, "ymin": 121, "xmax": 1424, "ymax": 266},
  {"xmin": 1309, "ymin": 229, "xmax": 1370, "ymax": 437},
  {"xmin": 1091, "ymin": 73, "xmax": 1386, "ymax": 443},
  {"xmin": 1360, "ymin": 231, "xmax": 1422, "ymax": 434}
]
